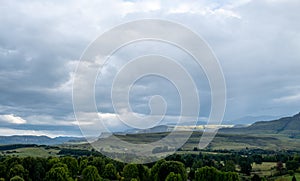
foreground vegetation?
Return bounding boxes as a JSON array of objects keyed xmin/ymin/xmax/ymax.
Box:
[{"xmin": 1, "ymin": 144, "xmax": 300, "ymax": 181}]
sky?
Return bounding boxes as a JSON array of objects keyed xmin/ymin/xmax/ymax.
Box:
[{"xmin": 0, "ymin": 0, "xmax": 300, "ymax": 137}]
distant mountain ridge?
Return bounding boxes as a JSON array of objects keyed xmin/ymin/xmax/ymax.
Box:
[
  {"xmin": 220, "ymin": 112, "xmax": 300, "ymax": 137},
  {"xmin": 124, "ymin": 125, "xmax": 172, "ymax": 134},
  {"xmin": 226, "ymin": 115, "xmax": 282, "ymax": 125},
  {"xmin": 1, "ymin": 113, "xmax": 300, "ymax": 145},
  {"xmin": 0, "ymin": 135, "xmax": 84, "ymax": 145}
]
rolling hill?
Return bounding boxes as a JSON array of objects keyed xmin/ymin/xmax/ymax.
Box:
[{"xmin": 220, "ymin": 112, "xmax": 300, "ymax": 137}]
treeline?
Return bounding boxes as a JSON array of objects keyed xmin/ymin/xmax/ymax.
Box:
[
  {"xmin": 0, "ymin": 150, "xmax": 299, "ymax": 181},
  {"xmin": 0, "ymin": 155, "xmax": 237, "ymax": 181},
  {"xmin": 0, "ymin": 144, "xmax": 59, "ymax": 151}
]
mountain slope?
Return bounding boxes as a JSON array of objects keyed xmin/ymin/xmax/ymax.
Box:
[
  {"xmin": 225, "ymin": 115, "xmax": 281, "ymax": 125},
  {"xmin": 220, "ymin": 112, "xmax": 300, "ymax": 136}
]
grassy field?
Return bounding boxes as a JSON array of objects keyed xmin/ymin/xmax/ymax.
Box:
[
  {"xmin": 274, "ymin": 173, "xmax": 300, "ymax": 181},
  {"xmin": 206, "ymin": 133, "xmax": 300, "ymax": 151},
  {"xmin": 252, "ymin": 162, "xmax": 278, "ymax": 177},
  {"xmin": 113, "ymin": 131, "xmax": 300, "ymax": 151},
  {"xmin": 251, "ymin": 163, "xmax": 300, "ymax": 181},
  {"xmin": 1, "ymin": 146, "xmax": 60, "ymax": 157}
]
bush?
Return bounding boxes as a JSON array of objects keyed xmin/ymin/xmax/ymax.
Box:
[
  {"xmin": 82, "ymin": 165, "xmax": 102, "ymax": 181},
  {"xmin": 103, "ymin": 163, "xmax": 117, "ymax": 180},
  {"xmin": 123, "ymin": 164, "xmax": 139, "ymax": 181},
  {"xmin": 195, "ymin": 166, "xmax": 239, "ymax": 181},
  {"xmin": 10, "ymin": 176, "xmax": 24, "ymax": 181},
  {"xmin": 165, "ymin": 172, "xmax": 182, "ymax": 181},
  {"xmin": 286, "ymin": 160, "xmax": 299, "ymax": 171},
  {"xmin": 156, "ymin": 161, "xmax": 187, "ymax": 181},
  {"xmin": 288, "ymin": 170, "xmax": 295, "ymax": 176}
]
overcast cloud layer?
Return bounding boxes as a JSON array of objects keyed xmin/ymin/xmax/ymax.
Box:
[{"xmin": 0, "ymin": 0, "xmax": 300, "ymax": 137}]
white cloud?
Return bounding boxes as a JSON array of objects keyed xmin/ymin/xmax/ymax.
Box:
[
  {"xmin": 121, "ymin": 0, "xmax": 161, "ymax": 15},
  {"xmin": 25, "ymin": 114, "xmax": 73, "ymax": 126},
  {"xmin": 273, "ymin": 93, "xmax": 300, "ymax": 103},
  {"xmin": 264, "ymin": 0, "xmax": 296, "ymax": 3},
  {"xmin": 0, "ymin": 128, "xmax": 77, "ymax": 138},
  {"xmin": 213, "ymin": 8, "xmax": 241, "ymax": 19},
  {"xmin": 168, "ymin": 3, "xmax": 209, "ymax": 15},
  {"xmin": 0, "ymin": 114, "xmax": 27, "ymax": 124},
  {"xmin": 167, "ymin": 1, "xmax": 241, "ymax": 19},
  {"xmin": 0, "ymin": 47, "xmax": 18, "ymax": 56}
]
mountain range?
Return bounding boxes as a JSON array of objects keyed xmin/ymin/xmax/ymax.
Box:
[
  {"xmin": 0, "ymin": 135, "xmax": 84, "ymax": 145},
  {"xmin": 0, "ymin": 112, "xmax": 299, "ymax": 145}
]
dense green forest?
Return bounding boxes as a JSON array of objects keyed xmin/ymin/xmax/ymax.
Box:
[{"xmin": 0, "ymin": 147, "xmax": 300, "ymax": 181}]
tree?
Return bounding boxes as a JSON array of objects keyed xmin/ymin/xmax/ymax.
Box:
[
  {"xmin": 195, "ymin": 166, "xmax": 239, "ymax": 181},
  {"xmin": 165, "ymin": 172, "xmax": 182, "ymax": 181},
  {"xmin": 191, "ymin": 160, "xmax": 203, "ymax": 170},
  {"xmin": 156, "ymin": 161, "xmax": 187, "ymax": 181},
  {"xmin": 195, "ymin": 166, "xmax": 219, "ymax": 181},
  {"xmin": 21, "ymin": 157, "xmax": 36, "ymax": 180},
  {"xmin": 276, "ymin": 161, "xmax": 283, "ymax": 171},
  {"xmin": 82, "ymin": 165, "xmax": 102, "ymax": 181},
  {"xmin": 251, "ymin": 174, "xmax": 261, "ymax": 181},
  {"xmin": 239, "ymin": 159, "xmax": 252, "ymax": 175},
  {"xmin": 183, "ymin": 154, "xmax": 195, "ymax": 168},
  {"xmin": 150, "ymin": 159, "xmax": 166, "ymax": 180},
  {"xmin": 0, "ymin": 164, "xmax": 6, "ymax": 179},
  {"xmin": 8, "ymin": 164, "xmax": 28, "ymax": 180},
  {"xmin": 223, "ymin": 172, "xmax": 239, "ymax": 181},
  {"xmin": 123, "ymin": 164, "xmax": 139, "ymax": 181},
  {"xmin": 61, "ymin": 156, "xmax": 78, "ymax": 178},
  {"xmin": 10, "ymin": 176, "xmax": 24, "ymax": 181},
  {"xmin": 21, "ymin": 157, "xmax": 47, "ymax": 181},
  {"xmin": 102, "ymin": 163, "xmax": 117, "ymax": 180},
  {"xmin": 33, "ymin": 160, "xmax": 46, "ymax": 181},
  {"xmin": 3, "ymin": 157, "xmax": 21, "ymax": 170},
  {"xmin": 52, "ymin": 162, "xmax": 69, "ymax": 171},
  {"xmin": 47, "ymin": 157, "xmax": 60, "ymax": 170},
  {"xmin": 137, "ymin": 165, "xmax": 150, "ymax": 181},
  {"xmin": 45, "ymin": 166, "xmax": 73, "ymax": 181},
  {"xmin": 293, "ymin": 155, "xmax": 300, "ymax": 163},
  {"xmin": 188, "ymin": 168, "xmax": 195, "ymax": 181},
  {"xmin": 252, "ymin": 155, "xmax": 263, "ymax": 164},
  {"xmin": 79, "ymin": 158, "xmax": 88, "ymax": 174},
  {"xmin": 223, "ymin": 160, "xmax": 236, "ymax": 172},
  {"xmin": 286, "ymin": 160, "xmax": 299, "ymax": 171},
  {"xmin": 90, "ymin": 157, "xmax": 105, "ymax": 175}
]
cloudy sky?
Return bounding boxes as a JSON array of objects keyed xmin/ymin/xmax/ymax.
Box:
[{"xmin": 1, "ymin": 0, "xmax": 300, "ymax": 137}]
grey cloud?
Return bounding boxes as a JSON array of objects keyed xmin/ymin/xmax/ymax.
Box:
[
  {"xmin": 1, "ymin": 0, "xmax": 300, "ymax": 136},
  {"xmin": 94, "ymin": 40, "xmax": 211, "ymax": 118}
]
